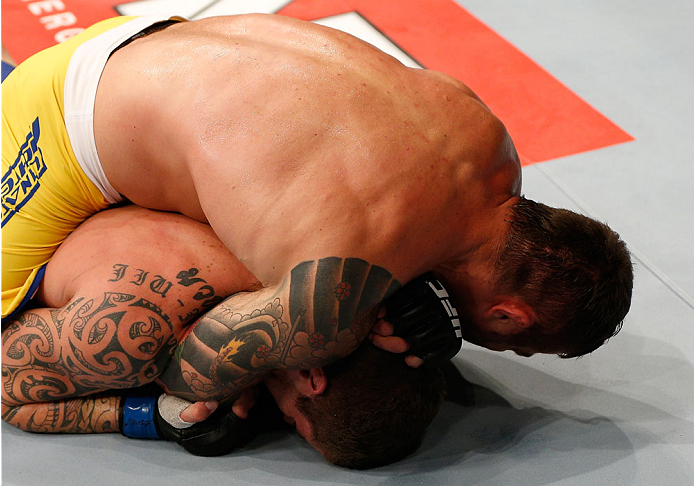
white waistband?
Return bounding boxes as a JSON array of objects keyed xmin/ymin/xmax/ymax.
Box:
[{"xmin": 64, "ymin": 15, "xmax": 173, "ymax": 204}]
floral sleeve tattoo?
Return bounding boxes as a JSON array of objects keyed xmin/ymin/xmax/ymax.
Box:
[{"xmin": 158, "ymin": 257, "xmax": 401, "ymax": 401}]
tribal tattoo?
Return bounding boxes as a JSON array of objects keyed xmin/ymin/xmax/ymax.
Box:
[
  {"xmin": 158, "ymin": 257, "xmax": 400, "ymax": 401},
  {"xmin": 1, "ymin": 293, "xmax": 175, "ymax": 406},
  {"xmin": 1, "ymin": 394, "xmax": 122, "ymax": 433},
  {"xmin": 1, "ymin": 263, "xmax": 223, "ymax": 409}
]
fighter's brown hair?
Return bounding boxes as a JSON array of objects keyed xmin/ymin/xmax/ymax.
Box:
[
  {"xmin": 296, "ymin": 343, "xmax": 446, "ymax": 469},
  {"xmin": 497, "ymin": 196, "xmax": 633, "ymax": 357}
]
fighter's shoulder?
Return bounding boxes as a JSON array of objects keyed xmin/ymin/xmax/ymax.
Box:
[
  {"xmin": 36, "ymin": 207, "xmax": 182, "ymax": 307},
  {"xmin": 175, "ymin": 14, "xmax": 329, "ymax": 43},
  {"xmin": 431, "ymin": 73, "xmax": 518, "ymax": 172},
  {"xmin": 38, "ymin": 206, "xmax": 257, "ymax": 309},
  {"xmin": 416, "ymin": 70, "xmax": 484, "ymax": 102},
  {"xmin": 417, "ymin": 70, "xmax": 520, "ymax": 193}
]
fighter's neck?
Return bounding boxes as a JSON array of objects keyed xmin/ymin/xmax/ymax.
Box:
[{"xmin": 435, "ymin": 195, "xmax": 518, "ymax": 275}]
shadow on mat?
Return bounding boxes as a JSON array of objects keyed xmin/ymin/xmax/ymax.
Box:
[
  {"xmin": 365, "ymin": 357, "xmax": 637, "ymax": 485},
  {"xmin": 226, "ymin": 356, "xmax": 635, "ymax": 485}
]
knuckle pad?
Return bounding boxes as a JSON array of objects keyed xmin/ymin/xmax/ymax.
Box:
[{"xmin": 384, "ymin": 272, "xmax": 463, "ymax": 366}]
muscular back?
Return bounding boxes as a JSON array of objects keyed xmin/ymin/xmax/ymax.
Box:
[{"xmin": 95, "ymin": 14, "xmax": 520, "ymax": 285}]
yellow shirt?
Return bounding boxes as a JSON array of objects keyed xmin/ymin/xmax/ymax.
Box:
[{"xmin": 1, "ymin": 16, "xmax": 136, "ymax": 318}]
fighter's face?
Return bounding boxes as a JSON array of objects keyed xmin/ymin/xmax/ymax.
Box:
[
  {"xmin": 433, "ymin": 269, "xmax": 566, "ymax": 357},
  {"xmin": 263, "ymin": 370, "xmax": 314, "ymax": 442},
  {"xmin": 459, "ymin": 323, "xmax": 535, "ymax": 356},
  {"xmin": 459, "ymin": 318, "xmax": 569, "ymax": 357}
]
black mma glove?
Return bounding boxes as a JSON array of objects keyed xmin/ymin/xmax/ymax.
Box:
[
  {"xmin": 383, "ymin": 272, "xmax": 463, "ymax": 367},
  {"xmin": 120, "ymin": 394, "xmax": 254, "ymax": 457}
]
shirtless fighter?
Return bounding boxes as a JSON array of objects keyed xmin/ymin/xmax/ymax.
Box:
[{"xmin": 2, "ymin": 14, "xmax": 633, "ymax": 368}]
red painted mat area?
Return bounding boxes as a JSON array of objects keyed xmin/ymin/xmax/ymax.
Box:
[{"xmin": 2, "ymin": 0, "xmax": 633, "ymax": 165}]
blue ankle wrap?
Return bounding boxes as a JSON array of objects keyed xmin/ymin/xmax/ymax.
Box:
[{"xmin": 122, "ymin": 396, "xmax": 160, "ymax": 439}]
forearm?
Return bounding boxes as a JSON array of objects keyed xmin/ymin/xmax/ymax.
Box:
[
  {"xmin": 158, "ymin": 257, "xmax": 400, "ymax": 401},
  {"xmin": 1, "ymin": 395, "xmax": 122, "ymax": 433}
]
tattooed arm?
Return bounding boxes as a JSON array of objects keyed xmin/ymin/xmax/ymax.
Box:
[
  {"xmin": 157, "ymin": 257, "xmax": 400, "ymax": 401},
  {"xmin": 1, "ymin": 394, "xmax": 122, "ymax": 433},
  {"xmin": 1, "ymin": 206, "xmax": 258, "ymax": 433},
  {"xmin": 0, "ymin": 275, "xmax": 219, "ymax": 433},
  {"xmin": 0, "ymin": 291, "xmax": 185, "ymax": 408},
  {"xmin": 2, "ymin": 206, "xmax": 400, "ymax": 432}
]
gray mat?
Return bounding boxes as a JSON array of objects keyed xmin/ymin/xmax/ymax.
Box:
[{"xmin": 3, "ymin": 0, "xmax": 694, "ymax": 484}]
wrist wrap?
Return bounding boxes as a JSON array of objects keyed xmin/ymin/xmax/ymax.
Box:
[{"xmin": 121, "ymin": 396, "xmax": 160, "ymax": 439}]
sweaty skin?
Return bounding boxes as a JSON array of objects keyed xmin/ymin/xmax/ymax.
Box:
[{"xmin": 94, "ymin": 14, "xmax": 521, "ymax": 290}]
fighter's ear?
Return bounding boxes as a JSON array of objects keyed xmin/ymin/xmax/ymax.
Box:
[
  {"xmin": 486, "ymin": 299, "xmax": 536, "ymax": 333},
  {"xmin": 307, "ymin": 368, "xmax": 327, "ymax": 396}
]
